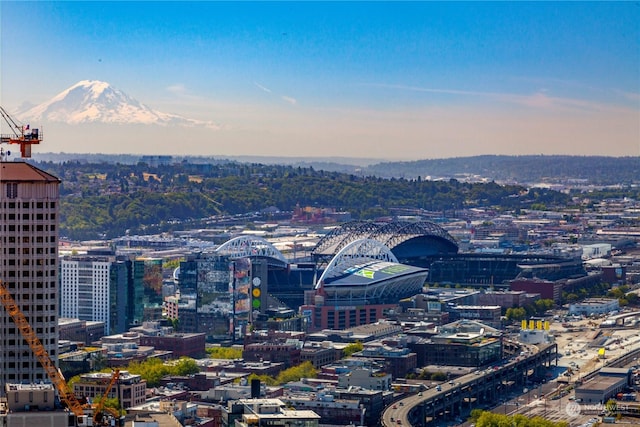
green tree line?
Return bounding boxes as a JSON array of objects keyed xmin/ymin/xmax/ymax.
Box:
[
  {"xmin": 246, "ymin": 361, "xmax": 317, "ymax": 386},
  {"xmin": 470, "ymin": 410, "xmax": 568, "ymax": 427},
  {"xmin": 34, "ymin": 160, "xmax": 579, "ymax": 240},
  {"xmin": 68, "ymin": 357, "xmax": 200, "ymax": 388},
  {"xmin": 206, "ymin": 346, "xmax": 243, "ymax": 359}
]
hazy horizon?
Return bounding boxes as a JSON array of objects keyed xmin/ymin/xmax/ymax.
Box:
[{"xmin": 1, "ymin": 2, "xmax": 639, "ymax": 159}]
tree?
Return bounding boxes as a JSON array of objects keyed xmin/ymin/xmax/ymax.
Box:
[
  {"xmin": 534, "ymin": 299, "xmax": 554, "ymax": 314},
  {"xmin": 565, "ymin": 293, "xmax": 579, "ymax": 303},
  {"xmin": 276, "ymin": 361, "xmax": 317, "ymax": 384},
  {"xmin": 343, "ymin": 341, "xmax": 364, "ymax": 358},
  {"xmin": 246, "ymin": 361, "xmax": 318, "ymax": 386},
  {"xmin": 470, "ymin": 408, "xmax": 484, "ymax": 423},
  {"xmin": 116, "ymin": 356, "xmax": 200, "ymax": 387},
  {"xmin": 247, "ymin": 372, "xmax": 277, "ymax": 386},
  {"xmin": 102, "ymin": 396, "xmax": 121, "ymax": 413},
  {"xmin": 206, "ymin": 346, "xmax": 243, "ymax": 359},
  {"xmin": 475, "ymin": 411, "xmax": 567, "ymax": 427},
  {"xmin": 505, "ymin": 307, "xmax": 527, "ymax": 322},
  {"xmin": 430, "ymin": 371, "xmax": 447, "ymax": 381},
  {"xmin": 172, "ymin": 357, "xmax": 200, "ymax": 376}
]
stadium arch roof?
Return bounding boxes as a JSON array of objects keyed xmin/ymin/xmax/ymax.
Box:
[
  {"xmin": 311, "ymin": 220, "xmax": 458, "ymax": 263},
  {"xmin": 215, "ymin": 235, "xmax": 288, "ymax": 267},
  {"xmin": 314, "ymin": 238, "xmax": 429, "ymax": 304},
  {"xmin": 317, "ymin": 239, "xmax": 399, "ymax": 286}
]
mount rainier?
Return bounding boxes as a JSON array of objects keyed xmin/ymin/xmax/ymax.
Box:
[{"xmin": 18, "ymin": 80, "xmax": 218, "ymax": 129}]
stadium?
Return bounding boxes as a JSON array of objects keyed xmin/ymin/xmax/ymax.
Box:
[
  {"xmin": 314, "ymin": 238, "xmax": 429, "ymax": 305},
  {"xmin": 311, "ymin": 220, "xmax": 459, "ymax": 267},
  {"xmin": 179, "ymin": 220, "xmax": 588, "ymax": 334}
]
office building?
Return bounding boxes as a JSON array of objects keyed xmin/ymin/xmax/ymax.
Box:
[
  {"xmin": 60, "ymin": 253, "xmax": 143, "ymax": 335},
  {"xmin": 0, "ymin": 161, "xmax": 60, "ymax": 394},
  {"xmin": 60, "ymin": 255, "xmax": 113, "ymax": 334}
]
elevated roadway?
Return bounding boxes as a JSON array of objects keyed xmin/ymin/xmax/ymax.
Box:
[
  {"xmin": 381, "ymin": 343, "xmax": 557, "ymax": 427},
  {"xmin": 604, "ymin": 311, "xmax": 640, "ymax": 326}
]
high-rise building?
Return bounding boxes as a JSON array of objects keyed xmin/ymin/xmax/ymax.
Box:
[
  {"xmin": 128, "ymin": 258, "xmax": 144, "ymax": 327},
  {"xmin": 110, "ymin": 257, "xmax": 130, "ymax": 334},
  {"xmin": 60, "ymin": 253, "xmax": 144, "ymax": 335},
  {"xmin": 0, "ymin": 161, "xmax": 60, "ymax": 394},
  {"xmin": 60, "ymin": 255, "xmax": 113, "ymax": 334}
]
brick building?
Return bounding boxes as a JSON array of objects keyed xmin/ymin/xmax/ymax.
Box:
[
  {"xmin": 139, "ymin": 332, "xmax": 206, "ymax": 358},
  {"xmin": 510, "ymin": 278, "xmax": 562, "ymax": 302},
  {"xmin": 243, "ymin": 342, "xmax": 301, "ymax": 369},
  {"xmin": 73, "ymin": 370, "xmax": 146, "ymax": 409}
]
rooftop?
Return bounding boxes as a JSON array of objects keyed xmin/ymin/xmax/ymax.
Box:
[
  {"xmin": 0, "ymin": 161, "xmax": 60, "ymax": 183},
  {"xmin": 5, "ymin": 383, "xmax": 55, "ymax": 391},
  {"xmin": 577, "ymin": 375, "xmax": 625, "ymax": 391}
]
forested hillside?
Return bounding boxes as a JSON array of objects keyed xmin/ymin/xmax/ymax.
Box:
[
  {"xmin": 34, "ymin": 160, "xmax": 579, "ymax": 241},
  {"xmin": 363, "ymin": 155, "xmax": 640, "ymax": 184},
  {"xmin": 34, "ymin": 154, "xmax": 639, "ymax": 185}
]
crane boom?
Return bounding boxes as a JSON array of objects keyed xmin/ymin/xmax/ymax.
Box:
[
  {"xmin": 0, "ymin": 281, "xmax": 86, "ymax": 417},
  {"xmin": 0, "ymin": 106, "xmax": 22, "ymax": 134},
  {"xmin": 92, "ymin": 369, "xmax": 120, "ymax": 425},
  {"xmin": 0, "ymin": 106, "xmax": 42, "ymax": 158}
]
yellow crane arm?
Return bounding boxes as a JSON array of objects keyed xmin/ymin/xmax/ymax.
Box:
[
  {"xmin": 0, "ymin": 282, "xmax": 86, "ymax": 417},
  {"xmin": 92, "ymin": 369, "xmax": 120, "ymax": 424}
]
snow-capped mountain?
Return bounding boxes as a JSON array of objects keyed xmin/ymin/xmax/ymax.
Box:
[{"xmin": 19, "ymin": 80, "xmax": 218, "ymax": 128}]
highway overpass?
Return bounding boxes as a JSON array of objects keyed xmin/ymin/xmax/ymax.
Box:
[{"xmin": 381, "ymin": 343, "xmax": 558, "ymax": 427}]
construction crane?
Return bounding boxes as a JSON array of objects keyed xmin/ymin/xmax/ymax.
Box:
[
  {"xmin": 0, "ymin": 281, "xmax": 91, "ymax": 426},
  {"xmin": 92, "ymin": 369, "xmax": 121, "ymax": 426},
  {"xmin": 0, "ymin": 106, "xmax": 41, "ymax": 158}
]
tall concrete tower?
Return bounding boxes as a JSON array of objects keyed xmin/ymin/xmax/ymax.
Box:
[{"xmin": 0, "ymin": 160, "xmax": 60, "ymax": 393}]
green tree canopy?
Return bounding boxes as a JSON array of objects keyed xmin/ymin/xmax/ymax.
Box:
[
  {"xmin": 69, "ymin": 357, "xmax": 201, "ymax": 388},
  {"xmin": 430, "ymin": 371, "xmax": 447, "ymax": 381},
  {"xmin": 342, "ymin": 341, "xmax": 364, "ymax": 358},
  {"xmin": 34, "ymin": 159, "xmax": 587, "ymax": 240},
  {"xmin": 505, "ymin": 307, "xmax": 527, "ymax": 322},
  {"xmin": 246, "ymin": 361, "xmax": 318, "ymax": 386},
  {"xmin": 276, "ymin": 361, "xmax": 317, "ymax": 385},
  {"xmin": 475, "ymin": 411, "xmax": 568, "ymax": 427},
  {"xmin": 206, "ymin": 346, "xmax": 243, "ymax": 359}
]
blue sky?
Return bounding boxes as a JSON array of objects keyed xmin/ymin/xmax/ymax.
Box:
[{"xmin": 1, "ymin": 1, "xmax": 639, "ymax": 159}]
